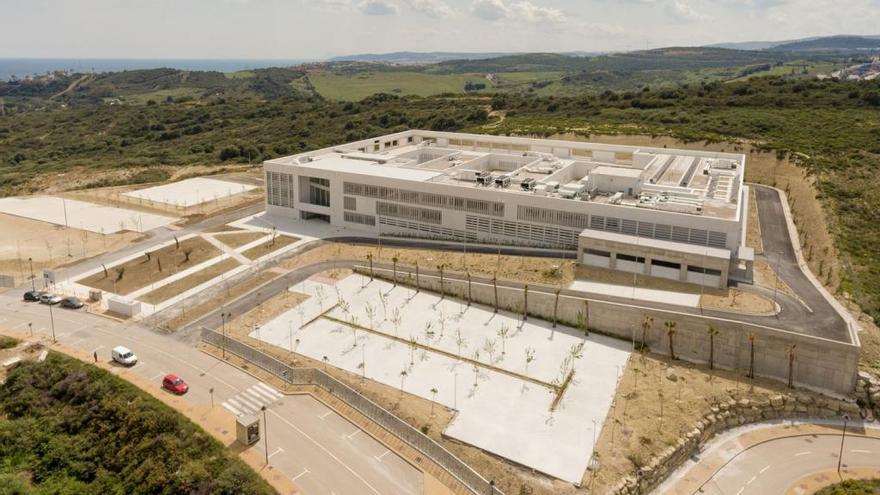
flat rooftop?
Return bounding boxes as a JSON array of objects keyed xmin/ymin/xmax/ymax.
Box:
[{"xmin": 265, "ymin": 130, "xmax": 746, "ymax": 220}]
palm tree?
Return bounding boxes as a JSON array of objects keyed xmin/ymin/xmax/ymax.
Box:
[
  {"xmin": 707, "ymin": 326, "xmax": 720, "ymax": 370},
  {"xmin": 391, "ymin": 256, "xmax": 399, "ymax": 286},
  {"xmin": 430, "ymin": 387, "xmax": 439, "ymax": 416},
  {"xmin": 748, "ymin": 333, "xmax": 756, "ymax": 379},
  {"xmin": 664, "ymin": 321, "xmax": 677, "ymax": 360},
  {"xmin": 641, "ymin": 315, "xmax": 654, "ymax": 352}
]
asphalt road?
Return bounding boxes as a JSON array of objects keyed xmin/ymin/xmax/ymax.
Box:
[
  {"xmin": 695, "ymin": 433, "xmax": 880, "ymax": 494},
  {"xmin": 0, "ymin": 293, "xmax": 423, "ymax": 495},
  {"xmin": 752, "ymin": 185, "xmax": 848, "ymax": 342}
]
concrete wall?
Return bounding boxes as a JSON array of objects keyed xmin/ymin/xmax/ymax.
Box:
[{"xmin": 360, "ymin": 265, "xmax": 859, "ymax": 394}]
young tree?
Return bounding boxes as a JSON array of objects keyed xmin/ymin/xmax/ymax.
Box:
[
  {"xmin": 567, "ymin": 342, "xmax": 584, "ymax": 375},
  {"xmin": 456, "ymin": 332, "xmax": 468, "ymax": 361},
  {"xmin": 524, "ymin": 347, "xmax": 536, "ymax": 376},
  {"xmin": 482, "ymin": 338, "xmax": 497, "ymax": 364},
  {"xmin": 366, "ymin": 253, "xmax": 374, "ymax": 281},
  {"xmin": 174, "ymin": 235, "xmax": 179, "ymax": 249},
  {"xmin": 472, "ymin": 351, "xmax": 481, "ymax": 387},
  {"xmin": 409, "ymin": 336, "xmax": 418, "ymax": 365},
  {"xmin": 315, "ymin": 285, "xmax": 326, "ymax": 312},
  {"xmin": 378, "ymin": 292, "xmax": 388, "ymax": 321},
  {"xmin": 497, "ymin": 323, "xmax": 510, "ymax": 356},
  {"xmin": 438, "ymin": 309, "xmax": 447, "ymax": 338},
  {"xmin": 664, "ymin": 321, "xmax": 677, "ymax": 360},
  {"xmin": 707, "ymin": 326, "xmax": 720, "ymax": 370},
  {"xmin": 365, "ymin": 301, "xmax": 376, "ymax": 330},
  {"xmin": 641, "ymin": 315, "xmax": 654, "ymax": 352},
  {"xmin": 183, "ymin": 248, "xmax": 193, "ymax": 263},
  {"xmin": 438, "ymin": 263, "xmax": 446, "ymax": 298},
  {"xmin": 391, "ymin": 256, "xmax": 399, "ymax": 286},
  {"xmin": 423, "ymin": 321, "xmax": 435, "ymax": 342},
  {"xmin": 492, "ymin": 272, "xmax": 499, "ymax": 313},
  {"xmin": 390, "ymin": 307, "xmax": 402, "ymax": 337},
  {"xmin": 145, "ymin": 251, "xmax": 151, "ymax": 262},
  {"xmin": 115, "ymin": 266, "xmax": 125, "ymax": 281},
  {"xmin": 522, "ymin": 284, "xmax": 529, "ymax": 321},
  {"xmin": 466, "ymin": 271, "xmax": 472, "ymax": 306}
]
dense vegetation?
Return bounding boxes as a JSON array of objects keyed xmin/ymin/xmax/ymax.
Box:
[
  {"xmin": 817, "ymin": 478, "xmax": 880, "ymax": 495},
  {"xmin": 1, "ymin": 56, "xmax": 880, "ymax": 321},
  {"xmin": 0, "ymin": 352, "xmax": 276, "ymax": 494}
]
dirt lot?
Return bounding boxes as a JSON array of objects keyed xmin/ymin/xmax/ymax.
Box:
[
  {"xmin": 138, "ymin": 258, "xmax": 240, "ymax": 305},
  {"xmin": 78, "ymin": 236, "xmax": 220, "ymax": 295},
  {"xmin": 213, "ymin": 231, "xmax": 266, "ymax": 249},
  {"xmin": 0, "ymin": 213, "xmax": 142, "ymax": 284},
  {"xmin": 240, "ymin": 234, "xmax": 299, "ymax": 261},
  {"xmin": 160, "ymin": 271, "xmax": 281, "ymax": 331}
]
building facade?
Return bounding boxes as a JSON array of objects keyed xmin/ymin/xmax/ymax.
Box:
[{"xmin": 264, "ymin": 130, "xmax": 752, "ymax": 288}]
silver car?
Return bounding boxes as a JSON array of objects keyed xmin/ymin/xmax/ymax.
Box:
[{"xmin": 39, "ymin": 293, "xmax": 62, "ymax": 305}]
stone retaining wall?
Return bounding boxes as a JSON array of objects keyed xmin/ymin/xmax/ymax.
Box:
[{"xmin": 608, "ymin": 392, "xmax": 862, "ymax": 494}]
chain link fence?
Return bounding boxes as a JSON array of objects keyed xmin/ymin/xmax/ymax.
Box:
[{"xmin": 201, "ymin": 327, "xmax": 501, "ymax": 495}]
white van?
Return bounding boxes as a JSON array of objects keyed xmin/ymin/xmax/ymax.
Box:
[{"xmin": 111, "ymin": 346, "xmax": 137, "ymax": 366}]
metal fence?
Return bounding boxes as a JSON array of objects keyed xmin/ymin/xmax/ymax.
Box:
[{"xmin": 201, "ymin": 327, "xmax": 501, "ymax": 495}]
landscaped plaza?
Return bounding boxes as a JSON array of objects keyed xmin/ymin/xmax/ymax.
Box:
[{"xmin": 248, "ymin": 273, "xmax": 631, "ymax": 483}]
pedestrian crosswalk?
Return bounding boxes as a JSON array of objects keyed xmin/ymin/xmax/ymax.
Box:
[{"xmin": 222, "ymin": 382, "xmax": 284, "ymax": 416}]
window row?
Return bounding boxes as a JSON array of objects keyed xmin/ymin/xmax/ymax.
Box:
[{"xmin": 344, "ymin": 182, "xmax": 504, "ymax": 217}]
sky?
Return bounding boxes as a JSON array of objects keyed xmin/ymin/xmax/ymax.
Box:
[{"xmin": 2, "ymin": 0, "xmax": 879, "ymax": 59}]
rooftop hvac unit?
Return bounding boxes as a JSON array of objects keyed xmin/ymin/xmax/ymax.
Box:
[
  {"xmin": 494, "ymin": 175, "xmax": 511, "ymax": 188},
  {"xmin": 520, "ymin": 177, "xmax": 536, "ymax": 191},
  {"xmin": 534, "ymin": 184, "xmax": 548, "ymax": 196},
  {"xmin": 545, "ymin": 181, "xmax": 560, "ymax": 191},
  {"xmin": 476, "ymin": 173, "xmax": 494, "ymax": 186},
  {"xmin": 609, "ymin": 192, "xmax": 624, "ymax": 204}
]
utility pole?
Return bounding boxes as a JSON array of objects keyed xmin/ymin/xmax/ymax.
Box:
[
  {"xmin": 49, "ymin": 302, "xmax": 56, "ymax": 343},
  {"xmin": 837, "ymin": 414, "xmax": 850, "ymax": 476},
  {"xmin": 28, "ymin": 257, "xmax": 35, "ymax": 291},
  {"xmin": 262, "ymin": 405, "xmax": 269, "ymax": 466},
  {"xmin": 221, "ymin": 312, "xmax": 230, "ymax": 360}
]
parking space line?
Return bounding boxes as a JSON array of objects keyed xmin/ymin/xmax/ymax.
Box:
[
  {"xmin": 318, "ymin": 411, "xmax": 333, "ymax": 420},
  {"xmin": 292, "ymin": 468, "xmax": 310, "ymax": 481},
  {"xmin": 268, "ymin": 447, "xmax": 284, "ymax": 459},
  {"xmin": 374, "ymin": 450, "xmax": 391, "ymax": 462},
  {"xmin": 346, "ymin": 430, "xmax": 361, "ymax": 440},
  {"xmin": 794, "ymin": 451, "xmax": 811, "ymax": 457}
]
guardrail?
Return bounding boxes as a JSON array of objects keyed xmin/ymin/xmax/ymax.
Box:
[{"xmin": 201, "ymin": 327, "xmax": 501, "ymax": 495}]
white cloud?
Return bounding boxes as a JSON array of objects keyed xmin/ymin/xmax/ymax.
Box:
[
  {"xmin": 472, "ymin": 0, "xmax": 508, "ymax": 20},
  {"xmin": 669, "ymin": 0, "xmax": 712, "ymax": 21},
  {"xmin": 472, "ymin": 0, "xmax": 564, "ymax": 23},
  {"xmin": 511, "ymin": 1, "xmax": 563, "ymax": 22},
  {"xmin": 360, "ymin": 0, "xmax": 398, "ymax": 15},
  {"xmin": 407, "ymin": 0, "xmax": 453, "ymax": 18}
]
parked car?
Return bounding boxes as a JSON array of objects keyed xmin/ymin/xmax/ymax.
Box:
[
  {"xmin": 111, "ymin": 346, "xmax": 138, "ymax": 366},
  {"xmin": 23, "ymin": 290, "xmax": 46, "ymax": 302},
  {"xmin": 39, "ymin": 293, "xmax": 62, "ymax": 305},
  {"xmin": 162, "ymin": 374, "xmax": 189, "ymax": 395},
  {"xmin": 60, "ymin": 297, "xmax": 84, "ymax": 309}
]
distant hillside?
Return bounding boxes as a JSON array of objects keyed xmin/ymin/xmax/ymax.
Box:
[
  {"xmin": 329, "ymin": 51, "xmax": 514, "ymax": 64},
  {"xmin": 434, "ymin": 47, "xmax": 789, "ymax": 74},
  {"xmin": 708, "ymin": 37, "xmax": 821, "ymax": 51},
  {"xmin": 770, "ymin": 35, "xmax": 880, "ymax": 52}
]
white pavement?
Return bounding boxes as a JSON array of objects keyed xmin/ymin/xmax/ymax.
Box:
[
  {"xmin": 124, "ymin": 177, "xmax": 257, "ymax": 207},
  {"xmin": 249, "ymin": 274, "xmax": 631, "ymax": 483},
  {"xmin": 0, "ymin": 196, "xmax": 177, "ymax": 234},
  {"xmin": 568, "ymin": 279, "xmax": 700, "ymax": 307}
]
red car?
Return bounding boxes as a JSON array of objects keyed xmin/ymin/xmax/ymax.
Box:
[{"xmin": 162, "ymin": 374, "xmax": 189, "ymax": 395}]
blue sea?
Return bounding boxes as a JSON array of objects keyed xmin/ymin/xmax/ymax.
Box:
[{"xmin": 0, "ymin": 58, "xmax": 312, "ymax": 81}]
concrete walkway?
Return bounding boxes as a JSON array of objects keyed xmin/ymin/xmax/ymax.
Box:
[{"xmin": 203, "ymin": 232, "xmax": 254, "ymax": 265}]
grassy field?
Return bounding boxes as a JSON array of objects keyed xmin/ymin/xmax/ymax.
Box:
[
  {"xmin": 138, "ymin": 257, "xmax": 240, "ymax": 305},
  {"xmin": 308, "ymin": 71, "xmax": 491, "ymax": 100},
  {"xmin": 78, "ymin": 236, "xmax": 220, "ymax": 294},
  {"xmin": 0, "ymin": 350, "xmax": 275, "ymax": 494}
]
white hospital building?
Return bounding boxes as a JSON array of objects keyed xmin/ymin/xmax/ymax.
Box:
[{"xmin": 264, "ymin": 130, "xmax": 753, "ymax": 288}]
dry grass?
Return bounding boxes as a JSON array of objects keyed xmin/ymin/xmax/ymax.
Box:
[
  {"xmin": 213, "ymin": 232, "xmax": 267, "ymax": 250},
  {"xmin": 160, "ymin": 271, "xmax": 280, "ymax": 331},
  {"xmin": 746, "ymin": 186, "xmax": 764, "ymax": 255},
  {"xmin": 78, "ymin": 236, "xmax": 220, "ymax": 295},
  {"xmin": 281, "ymin": 242, "xmax": 578, "ymax": 286},
  {"xmin": 240, "ymin": 235, "xmax": 299, "ymax": 261},
  {"xmin": 138, "ymin": 258, "xmax": 240, "ymax": 305}
]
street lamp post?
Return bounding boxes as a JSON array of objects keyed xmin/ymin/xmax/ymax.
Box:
[
  {"xmin": 28, "ymin": 257, "xmax": 35, "ymax": 291},
  {"xmin": 28, "ymin": 322, "xmax": 33, "ymax": 338},
  {"xmin": 209, "ymin": 387, "xmax": 214, "ymax": 408},
  {"xmin": 48, "ymin": 302, "xmax": 56, "ymax": 343},
  {"xmin": 837, "ymin": 414, "xmax": 850, "ymax": 477},
  {"xmin": 261, "ymin": 405, "xmax": 269, "ymax": 466},
  {"xmin": 489, "ymin": 480, "xmax": 495, "ymax": 495},
  {"xmin": 220, "ymin": 312, "xmax": 230, "ymax": 360}
]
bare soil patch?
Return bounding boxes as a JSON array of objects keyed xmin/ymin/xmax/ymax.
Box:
[
  {"xmin": 0, "ymin": 213, "xmax": 141, "ymax": 284},
  {"xmin": 240, "ymin": 235, "xmax": 299, "ymax": 261},
  {"xmin": 213, "ymin": 231, "xmax": 267, "ymax": 250},
  {"xmin": 78, "ymin": 236, "xmax": 220, "ymax": 295},
  {"xmin": 138, "ymin": 258, "xmax": 240, "ymax": 305}
]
